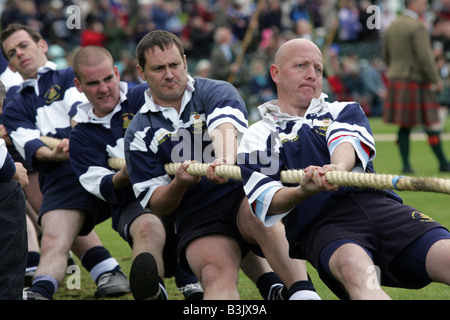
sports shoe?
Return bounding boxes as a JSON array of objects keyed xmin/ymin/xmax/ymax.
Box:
[
  {"xmin": 178, "ymin": 282, "xmax": 204, "ymax": 300},
  {"xmin": 95, "ymin": 268, "xmax": 130, "ymax": 298},
  {"xmin": 130, "ymin": 252, "xmax": 164, "ymax": 300},
  {"xmin": 24, "ymin": 268, "xmax": 36, "ymax": 288},
  {"xmin": 267, "ymin": 284, "xmax": 287, "ymax": 300},
  {"xmin": 23, "ymin": 288, "xmax": 49, "ymax": 300}
]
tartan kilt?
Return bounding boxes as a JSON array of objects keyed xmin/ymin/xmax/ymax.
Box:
[{"xmin": 383, "ymin": 79, "xmax": 440, "ymax": 127}]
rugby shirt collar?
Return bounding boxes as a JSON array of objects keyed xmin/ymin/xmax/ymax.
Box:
[
  {"xmin": 72, "ymin": 81, "xmax": 129, "ymax": 127},
  {"xmin": 258, "ymin": 92, "xmax": 328, "ymax": 122},
  {"xmin": 140, "ymin": 75, "xmax": 195, "ymax": 114},
  {"xmin": 18, "ymin": 61, "xmax": 58, "ymax": 96}
]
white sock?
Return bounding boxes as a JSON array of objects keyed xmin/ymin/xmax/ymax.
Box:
[
  {"xmin": 90, "ymin": 257, "xmax": 119, "ymax": 282},
  {"xmin": 289, "ymin": 290, "xmax": 322, "ymax": 300}
]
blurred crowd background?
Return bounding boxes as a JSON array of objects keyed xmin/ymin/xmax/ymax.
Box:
[{"xmin": 1, "ymin": 0, "xmax": 449, "ymax": 121}]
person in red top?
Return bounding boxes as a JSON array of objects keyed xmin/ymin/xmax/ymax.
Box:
[{"xmin": 80, "ymin": 15, "xmax": 106, "ymax": 47}]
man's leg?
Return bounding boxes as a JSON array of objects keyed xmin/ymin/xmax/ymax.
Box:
[
  {"xmin": 186, "ymin": 234, "xmax": 241, "ymax": 300},
  {"xmin": 71, "ymin": 229, "xmax": 130, "ymax": 298},
  {"xmin": 236, "ymin": 199, "xmax": 320, "ymax": 300},
  {"xmin": 425, "ymin": 127, "xmax": 450, "ymax": 172},
  {"xmin": 128, "ymin": 213, "xmax": 167, "ymax": 300},
  {"xmin": 129, "ymin": 213, "xmax": 166, "ymax": 270},
  {"xmin": 241, "ymin": 251, "xmax": 286, "ymax": 300},
  {"xmin": 25, "ymin": 214, "xmax": 40, "ymax": 287},
  {"xmin": 23, "ymin": 171, "xmax": 42, "ymax": 229},
  {"xmin": 25, "ymin": 209, "xmax": 84, "ymax": 299},
  {"xmin": 23, "ymin": 171, "xmax": 42, "ymax": 286},
  {"xmin": 328, "ymin": 243, "xmax": 391, "ymax": 300},
  {"xmin": 425, "ymin": 239, "xmax": 450, "ymax": 284},
  {"xmin": 397, "ymin": 127, "xmax": 413, "ymax": 173}
]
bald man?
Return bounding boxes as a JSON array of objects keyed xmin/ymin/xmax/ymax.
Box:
[{"xmin": 237, "ymin": 38, "xmax": 450, "ymax": 300}]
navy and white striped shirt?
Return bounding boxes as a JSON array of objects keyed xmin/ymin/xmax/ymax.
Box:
[
  {"xmin": 70, "ymin": 81, "xmax": 148, "ymax": 206},
  {"xmin": 2, "ymin": 62, "xmax": 87, "ymax": 188},
  {"xmin": 237, "ymin": 93, "xmax": 401, "ymax": 254},
  {"xmin": 124, "ymin": 76, "xmax": 247, "ymax": 226}
]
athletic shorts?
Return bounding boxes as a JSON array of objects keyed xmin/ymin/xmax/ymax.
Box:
[
  {"xmin": 113, "ymin": 200, "xmax": 178, "ymax": 278},
  {"xmin": 295, "ymin": 192, "xmax": 448, "ymax": 298},
  {"xmin": 0, "ymin": 180, "xmax": 27, "ymax": 299},
  {"xmin": 319, "ymin": 227, "xmax": 450, "ymax": 299},
  {"xmin": 38, "ymin": 172, "xmax": 110, "ymax": 236},
  {"xmin": 176, "ymin": 187, "xmax": 262, "ymax": 274}
]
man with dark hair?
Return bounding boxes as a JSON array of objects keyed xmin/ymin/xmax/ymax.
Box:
[
  {"xmin": 125, "ymin": 30, "xmax": 320, "ymax": 300},
  {"xmin": 1, "ymin": 23, "xmax": 130, "ymax": 300}
]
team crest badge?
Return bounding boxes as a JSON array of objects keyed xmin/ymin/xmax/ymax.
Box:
[
  {"xmin": 192, "ymin": 113, "xmax": 204, "ymax": 133},
  {"xmin": 122, "ymin": 113, "xmax": 134, "ymax": 129},
  {"xmin": 44, "ymin": 85, "xmax": 61, "ymax": 104},
  {"xmin": 411, "ymin": 211, "xmax": 435, "ymax": 222},
  {"xmin": 313, "ymin": 118, "xmax": 332, "ymax": 137}
]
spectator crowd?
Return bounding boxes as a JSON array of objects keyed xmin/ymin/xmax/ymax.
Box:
[{"xmin": 1, "ymin": 0, "xmax": 450, "ymax": 119}]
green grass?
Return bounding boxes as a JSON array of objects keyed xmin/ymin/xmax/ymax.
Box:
[{"xmin": 54, "ymin": 116, "xmax": 450, "ymax": 300}]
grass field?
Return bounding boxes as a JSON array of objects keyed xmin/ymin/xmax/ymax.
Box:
[{"xmin": 53, "ymin": 117, "xmax": 450, "ymax": 300}]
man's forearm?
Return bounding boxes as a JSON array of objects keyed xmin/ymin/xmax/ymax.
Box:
[{"xmin": 148, "ymin": 182, "xmax": 188, "ymax": 216}]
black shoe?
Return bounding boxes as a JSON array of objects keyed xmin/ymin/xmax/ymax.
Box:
[
  {"xmin": 130, "ymin": 252, "xmax": 162, "ymax": 300},
  {"xmin": 440, "ymin": 164, "xmax": 450, "ymax": 173}
]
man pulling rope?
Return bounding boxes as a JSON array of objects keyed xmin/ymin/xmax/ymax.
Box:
[{"xmin": 40, "ymin": 135, "xmax": 450, "ymax": 195}]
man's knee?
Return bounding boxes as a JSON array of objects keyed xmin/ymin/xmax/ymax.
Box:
[
  {"xmin": 130, "ymin": 213, "xmax": 165, "ymax": 241},
  {"xmin": 328, "ymin": 243, "xmax": 375, "ymax": 287},
  {"xmin": 426, "ymin": 238, "xmax": 450, "ymax": 284},
  {"xmin": 187, "ymin": 235, "xmax": 241, "ymax": 277}
]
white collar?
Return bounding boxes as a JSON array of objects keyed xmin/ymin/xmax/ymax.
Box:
[
  {"xmin": 72, "ymin": 81, "xmax": 129, "ymax": 127},
  {"xmin": 140, "ymin": 75, "xmax": 195, "ymax": 114},
  {"xmin": 18, "ymin": 61, "xmax": 58, "ymax": 96},
  {"xmin": 258, "ymin": 92, "xmax": 328, "ymax": 122}
]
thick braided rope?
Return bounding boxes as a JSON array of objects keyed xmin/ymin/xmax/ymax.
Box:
[
  {"xmin": 40, "ymin": 136, "xmax": 61, "ymax": 148},
  {"xmin": 163, "ymin": 162, "xmax": 450, "ymax": 195},
  {"xmin": 40, "ymin": 136, "xmax": 450, "ymax": 195}
]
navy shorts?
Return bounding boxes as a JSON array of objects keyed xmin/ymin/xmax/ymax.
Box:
[
  {"xmin": 39, "ymin": 172, "xmax": 110, "ymax": 236},
  {"xmin": 176, "ymin": 187, "xmax": 262, "ymax": 274},
  {"xmin": 319, "ymin": 227, "xmax": 450, "ymax": 298},
  {"xmin": 0, "ymin": 180, "xmax": 27, "ymax": 299},
  {"xmin": 113, "ymin": 200, "xmax": 178, "ymax": 277},
  {"xmin": 295, "ymin": 192, "xmax": 448, "ymax": 299}
]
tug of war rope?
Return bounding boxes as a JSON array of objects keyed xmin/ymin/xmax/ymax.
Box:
[{"xmin": 41, "ymin": 136, "xmax": 450, "ymax": 195}]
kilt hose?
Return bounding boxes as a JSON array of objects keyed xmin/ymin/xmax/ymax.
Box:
[{"xmin": 383, "ymin": 79, "xmax": 440, "ymax": 127}]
